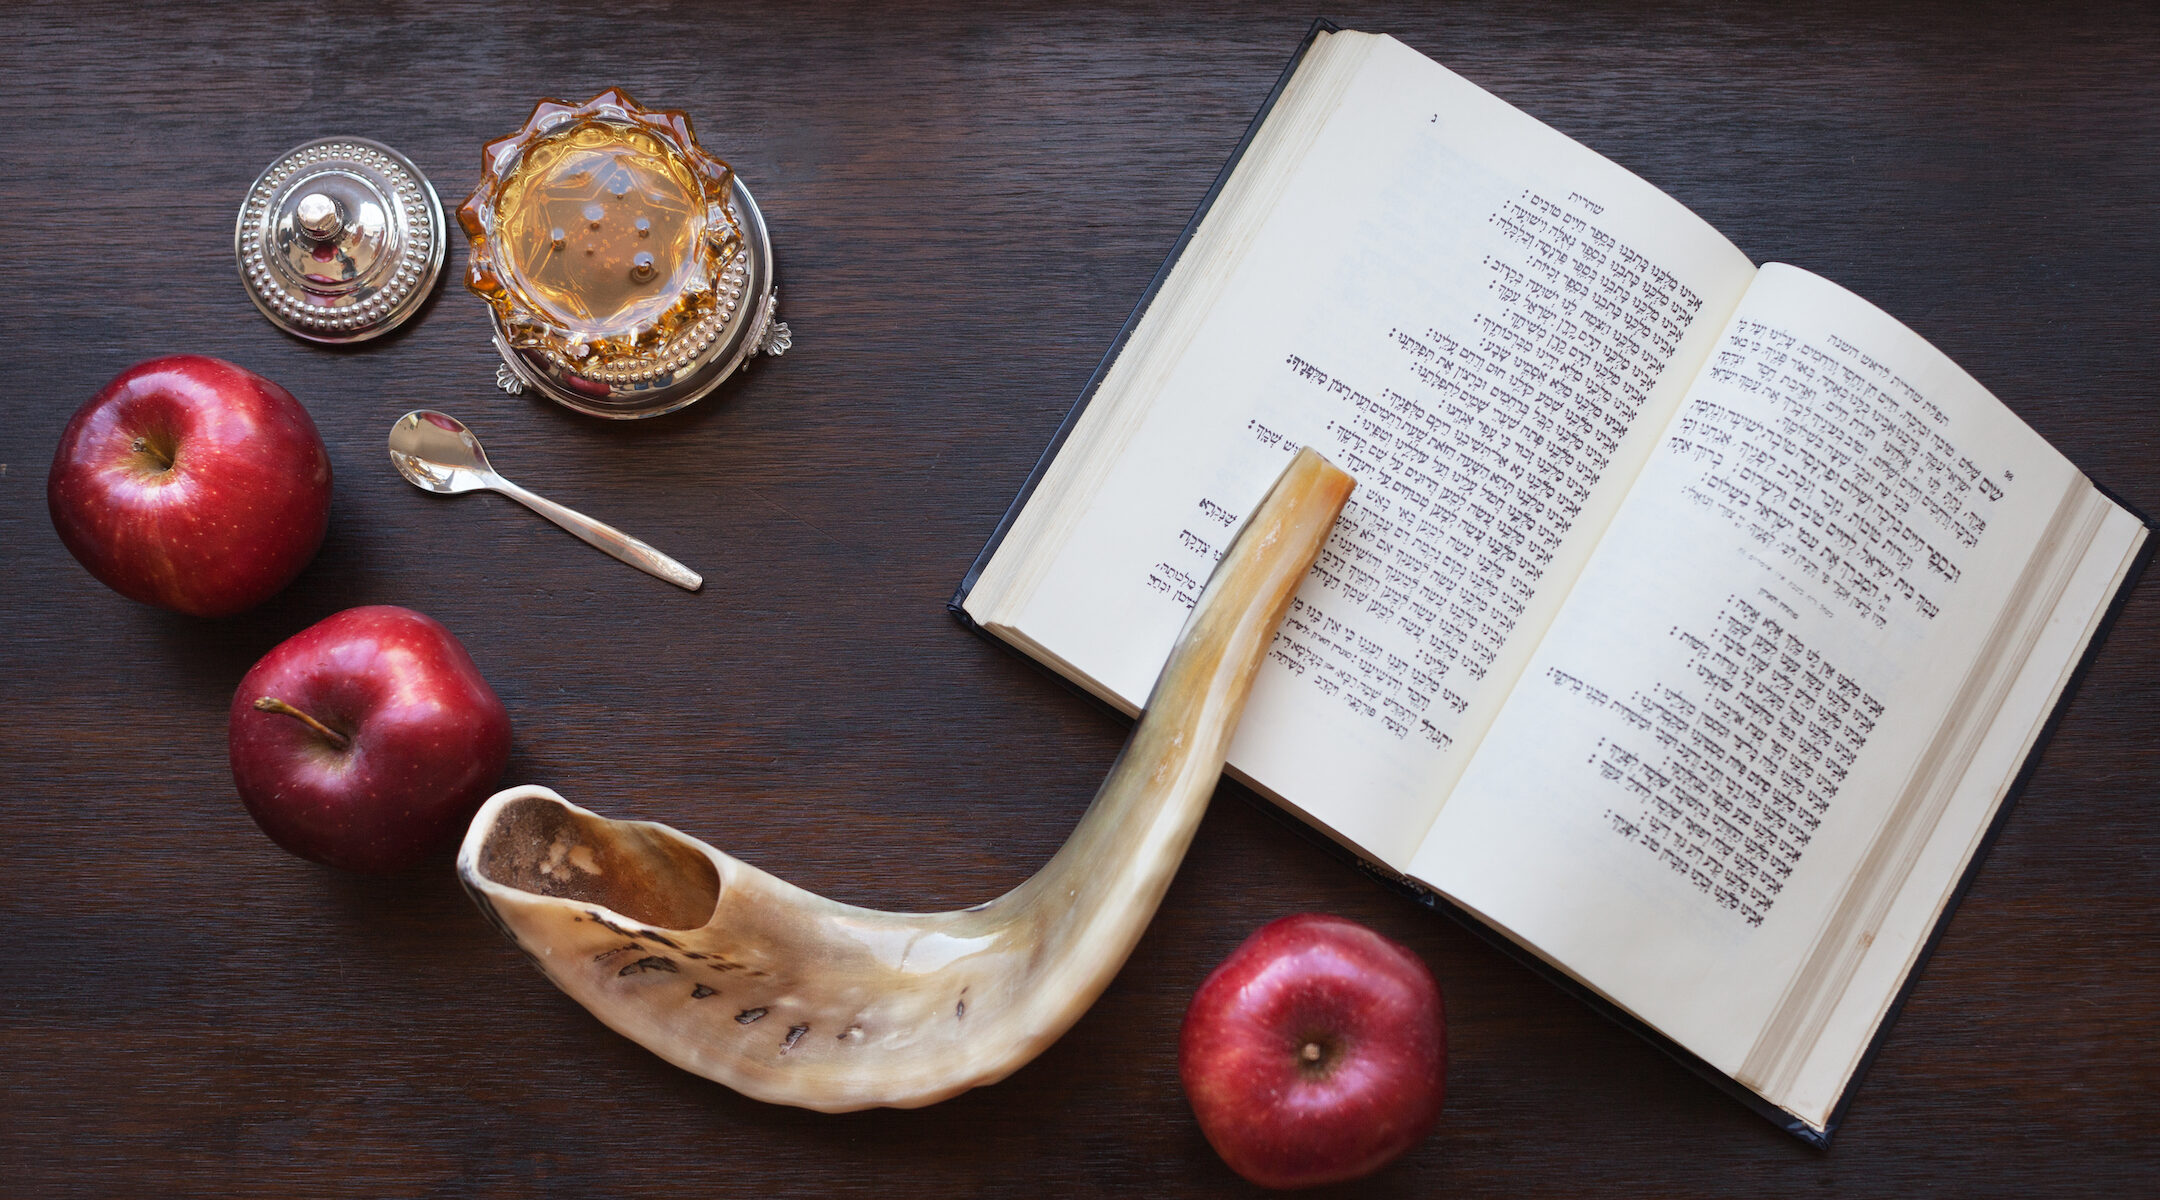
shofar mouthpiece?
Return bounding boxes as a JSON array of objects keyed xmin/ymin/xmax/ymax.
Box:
[{"xmin": 457, "ymin": 448, "xmax": 1354, "ymax": 1111}]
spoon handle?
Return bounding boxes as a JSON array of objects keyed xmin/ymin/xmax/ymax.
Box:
[{"xmin": 488, "ymin": 477, "xmax": 703, "ymax": 592}]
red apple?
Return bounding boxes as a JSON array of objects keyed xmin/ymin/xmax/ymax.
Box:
[
  {"xmin": 48, "ymin": 355, "xmax": 332, "ymax": 617},
  {"xmin": 228, "ymin": 606, "xmax": 512, "ymax": 873},
  {"xmin": 1179, "ymin": 913, "xmax": 1446, "ymax": 1189}
]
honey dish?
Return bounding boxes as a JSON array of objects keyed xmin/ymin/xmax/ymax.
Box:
[{"xmin": 459, "ymin": 89, "xmax": 789, "ymax": 419}]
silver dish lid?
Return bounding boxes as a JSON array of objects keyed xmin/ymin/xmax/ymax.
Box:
[{"xmin": 235, "ymin": 137, "xmax": 446, "ymax": 343}]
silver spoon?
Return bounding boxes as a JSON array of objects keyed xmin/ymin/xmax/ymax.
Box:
[{"xmin": 388, "ymin": 410, "xmax": 702, "ymax": 591}]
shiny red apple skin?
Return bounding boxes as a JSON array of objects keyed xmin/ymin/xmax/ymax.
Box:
[
  {"xmin": 1179, "ymin": 913, "xmax": 1447, "ymax": 1190},
  {"xmin": 228, "ymin": 606, "xmax": 512, "ymax": 874},
  {"xmin": 48, "ymin": 355, "xmax": 332, "ymax": 617}
]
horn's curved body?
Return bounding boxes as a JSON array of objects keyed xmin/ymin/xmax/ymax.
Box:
[{"xmin": 457, "ymin": 448, "xmax": 1353, "ymax": 1111}]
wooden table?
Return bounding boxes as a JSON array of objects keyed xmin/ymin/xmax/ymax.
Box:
[{"xmin": 4, "ymin": 2, "xmax": 2154, "ymax": 1194}]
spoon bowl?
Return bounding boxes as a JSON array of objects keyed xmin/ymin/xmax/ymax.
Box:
[{"xmin": 389, "ymin": 410, "xmax": 496, "ymax": 494}]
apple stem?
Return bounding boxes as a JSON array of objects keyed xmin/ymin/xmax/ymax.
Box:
[
  {"xmin": 130, "ymin": 436, "xmax": 174, "ymax": 470},
  {"xmin": 1300, "ymin": 1041, "xmax": 1323, "ymax": 1064},
  {"xmin": 253, "ymin": 697, "xmax": 351, "ymax": 751}
]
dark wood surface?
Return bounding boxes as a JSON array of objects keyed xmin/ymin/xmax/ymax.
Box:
[{"xmin": 3, "ymin": 2, "xmax": 2154, "ymax": 1194}]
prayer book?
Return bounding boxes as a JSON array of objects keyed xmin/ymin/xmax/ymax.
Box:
[{"xmin": 951, "ymin": 25, "xmax": 2151, "ymax": 1144}]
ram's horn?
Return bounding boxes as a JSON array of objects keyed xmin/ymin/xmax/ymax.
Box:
[{"xmin": 457, "ymin": 447, "xmax": 1353, "ymax": 1111}]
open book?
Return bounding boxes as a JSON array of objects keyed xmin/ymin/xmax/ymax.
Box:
[{"xmin": 952, "ymin": 27, "xmax": 2149, "ymax": 1142}]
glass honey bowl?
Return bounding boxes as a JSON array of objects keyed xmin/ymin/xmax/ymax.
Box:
[{"xmin": 460, "ymin": 88, "xmax": 787, "ymax": 418}]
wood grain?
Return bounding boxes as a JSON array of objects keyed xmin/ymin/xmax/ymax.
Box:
[{"xmin": 1, "ymin": 1, "xmax": 2153, "ymax": 1194}]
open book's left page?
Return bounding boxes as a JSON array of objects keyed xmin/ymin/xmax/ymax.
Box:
[{"xmin": 966, "ymin": 32, "xmax": 1755, "ymax": 864}]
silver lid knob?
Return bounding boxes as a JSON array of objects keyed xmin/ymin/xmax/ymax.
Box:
[
  {"xmin": 294, "ymin": 192, "xmax": 344, "ymax": 241},
  {"xmin": 235, "ymin": 137, "xmax": 446, "ymax": 344}
]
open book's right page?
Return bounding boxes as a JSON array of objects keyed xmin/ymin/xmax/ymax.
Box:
[{"xmin": 1411, "ymin": 263, "xmax": 2142, "ymax": 1125}]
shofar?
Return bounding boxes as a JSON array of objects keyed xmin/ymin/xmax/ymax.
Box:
[{"xmin": 457, "ymin": 447, "xmax": 1354, "ymax": 1111}]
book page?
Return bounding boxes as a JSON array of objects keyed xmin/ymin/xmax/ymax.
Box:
[
  {"xmin": 1413, "ymin": 264, "xmax": 2106, "ymax": 1107},
  {"xmin": 975, "ymin": 33, "xmax": 1756, "ymax": 865}
]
